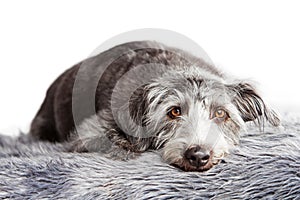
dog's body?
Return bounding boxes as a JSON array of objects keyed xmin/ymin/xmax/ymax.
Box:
[{"xmin": 30, "ymin": 41, "xmax": 280, "ymax": 171}]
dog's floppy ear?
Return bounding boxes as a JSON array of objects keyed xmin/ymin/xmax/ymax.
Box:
[
  {"xmin": 228, "ymin": 82, "xmax": 280, "ymax": 126},
  {"xmin": 128, "ymin": 84, "xmax": 150, "ymax": 126}
]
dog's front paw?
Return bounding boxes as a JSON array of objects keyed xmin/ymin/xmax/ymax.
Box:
[
  {"xmin": 68, "ymin": 136, "xmax": 140, "ymax": 160},
  {"xmin": 68, "ymin": 135, "xmax": 114, "ymax": 153},
  {"xmin": 105, "ymin": 145, "xmax": 141, "ymax": 160}
]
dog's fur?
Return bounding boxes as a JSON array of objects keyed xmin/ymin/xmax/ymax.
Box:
[{"xmin": 30, "ymin": 41, "xmax": 280, "ymax": 171}]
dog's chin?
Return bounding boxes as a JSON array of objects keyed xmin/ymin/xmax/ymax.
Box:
[{"xmin": 171, "ymin": 158, "xmax": 217, "ymax": 172}]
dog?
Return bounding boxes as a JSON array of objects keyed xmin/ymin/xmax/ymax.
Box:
[{"xmin": 30, "ymin": 41, "xmax": 280, "ymax": 171}]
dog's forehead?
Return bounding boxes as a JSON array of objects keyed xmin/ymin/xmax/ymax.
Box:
[
  {"xmin": 199, "ymin": 81, "xmax": 232, "ymax": 104},
  {"xmin": 160, "ymin": 74, "xmax": 229, "ymax": 101},
  {"xmin": 148, "ymin": 68, "xmax": 233, "ymax": 111}
]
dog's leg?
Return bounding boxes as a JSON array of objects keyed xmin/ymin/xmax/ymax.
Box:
[
  {"xmin": 68, "ymin": 113, "xmax": 140, "ymax": 160},
  {"xmin": 30, "ymin": 80, "xmax": 60, "ymax": 142}
]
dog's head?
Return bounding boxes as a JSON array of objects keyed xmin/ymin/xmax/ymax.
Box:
[{"xmin": 125, "ymin": 66, "xmax": 280, "ymax": 172}]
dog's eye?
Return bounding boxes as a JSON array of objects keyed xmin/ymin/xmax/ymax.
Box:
[
  {"xmin": 168, "ymin": 106, "xmax": 181, "ymax": 119},
  {"xmin": 214, "ymin": 109, "xmax": 226, "ymax": 119}
]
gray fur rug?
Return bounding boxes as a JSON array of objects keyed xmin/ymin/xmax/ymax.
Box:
[{"xmin": 0, "ymin": 114, "xmax": 299, "ymax": 199}]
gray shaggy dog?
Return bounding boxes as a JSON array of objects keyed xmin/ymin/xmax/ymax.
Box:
[{"xmin": 30, "ymin": 41, "xmax": 280, "ymax": 172}]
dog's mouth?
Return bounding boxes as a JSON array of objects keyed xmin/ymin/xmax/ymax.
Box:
[
  {"xmin": 172, "ymin": 160, "xmax": 213, "ymax": 172},
  {"xmin": 171, "ymin": 152, "xmax": 224, "ymax": 172}
]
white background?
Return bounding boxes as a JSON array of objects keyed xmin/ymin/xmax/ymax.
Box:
[{"xmin": 0, "ymin": 1, "xmax": 299, "ymax": 135}]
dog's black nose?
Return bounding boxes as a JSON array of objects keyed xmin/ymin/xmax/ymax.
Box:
[{"xmin": 184, "ymin": 145, "xmax": 210, "ymax": 167}]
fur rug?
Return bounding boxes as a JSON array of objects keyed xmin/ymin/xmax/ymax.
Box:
[{"xmin": 0, "ymin": 114, "xmax": 299, "ymax": 199}]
